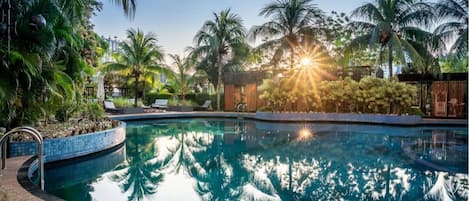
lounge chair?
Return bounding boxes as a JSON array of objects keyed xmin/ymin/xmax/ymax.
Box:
[
  {"xmin": 103, "ymin": 100, "xmax": 123, "ymax": 114},
  {"xmin": 194, "ymin": 100, "xmax": 212, "ymax": 111},
  {"xmin": 151, "ymin": 99, "xmax": 168, "ymax": 109}
]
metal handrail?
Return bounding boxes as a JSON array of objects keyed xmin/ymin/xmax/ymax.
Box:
[{"xmin": 0, "ymin": 126, "xmax": 44, "ymax": 190}]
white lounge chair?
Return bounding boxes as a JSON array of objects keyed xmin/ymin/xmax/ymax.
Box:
[
  {"xmin": 103, "ymin": 100, "xmax": 123, "ymax": 114},
  {"xmin": 151, "ymin": 99, "xmax": 168, "ymax": 109}
]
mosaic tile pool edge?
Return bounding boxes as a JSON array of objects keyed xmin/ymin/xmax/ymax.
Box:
[{"xmin": 8, "ymin": 123, "xmax": 126, "ymax": 162}]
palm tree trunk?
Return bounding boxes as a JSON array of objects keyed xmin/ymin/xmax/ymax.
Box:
[
  {"xmin": 290, "ymin": 46, "xmax": 295, "ymax": 69},
  {"xmin": 388, "ymin": 42, "xmax": 393, "ymax": 78},
  {"xmin": 388, "ymin": 42, "xmax": 394, "ymax": 113},
  {"xmin": 134, "ymin": 75, "xmax": 139, "ymax": 107},
  {"xmin": 142, "ymin": 79, "xmax": 146, "ymax": 103},
  {"xmin": 216, "ymin": 54, "xmax": 223, "ymax": 111}
]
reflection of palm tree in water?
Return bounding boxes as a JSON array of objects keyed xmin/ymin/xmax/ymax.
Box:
[
  {"xmin": 150, "ymin": 119, "xmax": 248, "ymax": 200},
  {"xmin": 111, "ymin": 125, "xmax": 170, "ymax": 201},
  {"xmin": 192, "ymin": 134, "xmax": 249, "ymax": 200}
]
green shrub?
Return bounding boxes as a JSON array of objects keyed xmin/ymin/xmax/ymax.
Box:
[
  {"xmin": 168, "ymin": 99, "xmax": 197, "ymax": 106},
  {"xmin": 402, "ymin": 107, "xmax": 425, "ymax": 116},
  {"xmin": 112, "ymin": 97, "xmax": 133, "ymax": 108},
  {"xmin": 83, "ymin": 102, "xmax": 105, "ymax": 121},
  {"xmin": 144, "ymin": 92, "xmax": 174, "ymax": 105},
  {"xmin": 259, "ymin": 74, "xmax": 417, "ymax": 114},
  {"xmin": 184, "ymin": 93, "xmax": 197, "ymax": 102}
]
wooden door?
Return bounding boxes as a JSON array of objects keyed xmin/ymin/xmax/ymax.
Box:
[{"xmin": 432, "ymin": 81, "xmax": 448, "ymax": 117}]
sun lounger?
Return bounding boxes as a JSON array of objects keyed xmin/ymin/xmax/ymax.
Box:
[
  {"xmin": 103, "ymin": 100, "xmax": 123, "ymax": 114},
  {"xmin": 194, "ymin": 100, "xmax": 212, "ymax": 111},
  {"xmin": 151, "ymin": 99, "xmax": 168, "ymax": 109}
]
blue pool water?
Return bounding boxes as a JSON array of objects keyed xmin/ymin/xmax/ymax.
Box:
[{"xmin": 41, "ymin": 118, "xmax": 468, "ymax": 201}]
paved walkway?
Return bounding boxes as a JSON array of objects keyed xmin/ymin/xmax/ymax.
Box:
[
  {"xmin": 421, "ymin": 118, "xmax": 468, "ymax": 126},
  {"xmin": 0, "ymin": 156, "xmax": 41, "ymax": 201}
]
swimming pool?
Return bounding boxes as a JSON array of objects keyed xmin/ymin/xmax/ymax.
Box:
[{"xmin": 40, "ymin": 118, "xmax": 468, "ymax": 201}]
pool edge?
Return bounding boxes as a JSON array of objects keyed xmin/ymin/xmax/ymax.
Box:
[{"xmin": 17, "ymin": 141, "xmax": 126, "ymax": 201}]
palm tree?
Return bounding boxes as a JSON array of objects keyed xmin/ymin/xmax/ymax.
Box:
[
  {"xmin": 168, "ymin": 54, "xmax": 196, "ymax": 102},
  {"xmin": 193, "ymin": 9, "xmax": 246, "ymax": 111},
  {"xmin": 110, "ymin": 0, "xmax": 137, "ymax": 19},
  {"xmin": 347, "ymin": 0, "xmax": 439, "ymax": 78},
  {"xmin": 250, "ymin": 0, "xmax": 324, "ymax": 69},
  {"xmin": 434, "ymin": 0, "xmax": 468, "ymax": 58},
  {"xmin": 103, "ymin": 29, "xmax": 165, "ymax": 107}
]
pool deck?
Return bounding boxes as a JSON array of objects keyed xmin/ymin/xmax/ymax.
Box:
[
  {"xmin": 0, "ymin": 156, "xmax": 41, "ymax": 201},
  {"xmin": 109, "ymin": 111, "xmax": 468, "ymax": 126}
]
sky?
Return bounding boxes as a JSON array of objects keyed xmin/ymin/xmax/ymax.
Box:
[{"xmin": 91, "ymin": 0, "xmax": 364, "ymax": 60}]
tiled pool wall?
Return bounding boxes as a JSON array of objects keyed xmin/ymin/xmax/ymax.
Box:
[
  {"xmin": 8, "ymin": 123, "xmax": 126, "ymax": 162},
  {"xmin": 112, "ymin": 112, "xmax": 422, "ymax": 125},
  {"xmin": 254, "ymin": 112, "xmax": 422, "ymax": 125}
]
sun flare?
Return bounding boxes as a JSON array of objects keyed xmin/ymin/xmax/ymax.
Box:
[{"xmin": 300, "ymin": 57, "xmax": 312, "ymax": 66}]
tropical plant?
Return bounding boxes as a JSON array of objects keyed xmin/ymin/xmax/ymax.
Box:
[
  {"xmin": 102, "ymin": 29, "xmax": 166, "ymax": 107},
  {"xmin": 434, "ymin": 0, "xmax": 468, "ymax": 58},
  {"xmin": 439, "ymin": 55, "xmax": 468, "ymax": 72},
  {"xmin": 259, "ymin": 73, "xmax": 416, "ymax": 114},
  {"xmin": 192, "ymin": 9, "xmax": 246, "ymax": 111},
  {"xmin": 346, "ymin": 0, "xmax": 442, "ymax": 78},
  {"xmin": 168, "ymin": 54, "xmax": 196, "ymax": 101},
  {"xmin": 82, "ymin": 102, "xmax": 105, "ymax": 121},
  {"xmin": 0, "ymin": 0, "xmax": 81, "ymax": 128},
  {"xmin": 250, "ymin": 0, "xmax": 324, "ymax": 69},
  {"xmin": 112, "ymin": 97, "xmax": 133, "ymax": 107},
  {"xmin": 110, "ymin": 0, "xmax": 138, "ymax": 19}
]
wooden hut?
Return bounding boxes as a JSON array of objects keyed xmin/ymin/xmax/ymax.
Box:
[
  {"xmin": 398, "ymin": 73, "xmax": 467, "ymax": 118},
  {"xmin": 223, "ymin": 71, "xmax": 267, "ymax": 112}
]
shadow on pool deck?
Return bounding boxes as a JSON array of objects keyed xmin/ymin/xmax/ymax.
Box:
[{"xmin": 0, "ymin": 156, "xmax": 41, "ymax": 201}]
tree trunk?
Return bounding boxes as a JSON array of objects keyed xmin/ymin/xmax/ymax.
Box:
[
  {"xmin": 216, "ymin": 54, "xmax": 223, "ymax": 111},
  {"xmin": 134, "ymin": 74, "xmax": 139, "ymax": 107},
  {"xmin": 388, "ymin": 43, "xmax": 394, "ymax": 113},
  {"xmin": 388, "ymin": 42, "xmax": 393, "ymax": 78},
  {"xmin": 290, "ymin": 46, "xmax": 295, "ymax": 69},
  {"xmin": 142, "ymin": 79, "xmax": 146, "ymax": 104}
]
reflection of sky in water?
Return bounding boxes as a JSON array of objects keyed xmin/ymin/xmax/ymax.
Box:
[{"xmin": 44, "ymin": 118, "xmax": 468, "ymax": 201}]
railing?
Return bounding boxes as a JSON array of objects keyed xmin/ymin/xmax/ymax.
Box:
[{"xmin": 0, "ymin": 126, "xmax": 44, "ymax": 190}]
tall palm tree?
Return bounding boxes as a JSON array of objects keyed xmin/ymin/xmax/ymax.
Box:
[
  {"xmin": 434, "ymin": 0, "xmax": 468, "ymax": 58},
  {"xmin": 103, "ymin": 29, "xmax": 165, "ymax": 107},
  {"xmin": 250, "ymin": 0, "xmax": 324, "ymax": 69},
  {"xmin": 168, "ymin": 54, "xmax": 196, "ymax": 102},
  {"xmin": 193, "ymin": 9, "xmax": 246, "ymax": 111},
  {"xmin": 347, "ymin": 0, "xmax": 439, "ymax": 78}
]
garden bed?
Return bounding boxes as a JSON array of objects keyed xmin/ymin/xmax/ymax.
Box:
[{"xmin": 3, "ymin": 118, "xmax": 119, "ymax": 142}]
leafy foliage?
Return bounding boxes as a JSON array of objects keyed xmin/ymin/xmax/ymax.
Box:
[
  {"xmin": 346, "ymin": 0, "xmax": 443, "ymax": 77},
  {"xmin": 82, "ymin": 102, "xmax": 105, "ymax": 121},
  {"xmin": 260, "ymin": 74, "xmax": 417, "ymax": 114},
  {"xmin": 192, "ymin": 9, "xmax": 247, "ymax": 110},
  {"xmin": 434, "ymin": 0, "xmax": 468, "ymax": 58},
  {"xmin": 250, "ymin": 0, "xmax": 325, "ymax": 70},
  {"xmin": 102, "ymin": 29, "xmax": 167, "ymax": 107}
]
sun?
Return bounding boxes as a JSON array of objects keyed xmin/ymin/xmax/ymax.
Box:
[{"xmin": 300, "ymin": 57, "xmax": 311, "ymax": 66}]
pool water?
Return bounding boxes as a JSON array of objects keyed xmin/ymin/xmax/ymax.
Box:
[{"xmin": 41, "ymin": 118, "xmax": 468, "ymax": 201}]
